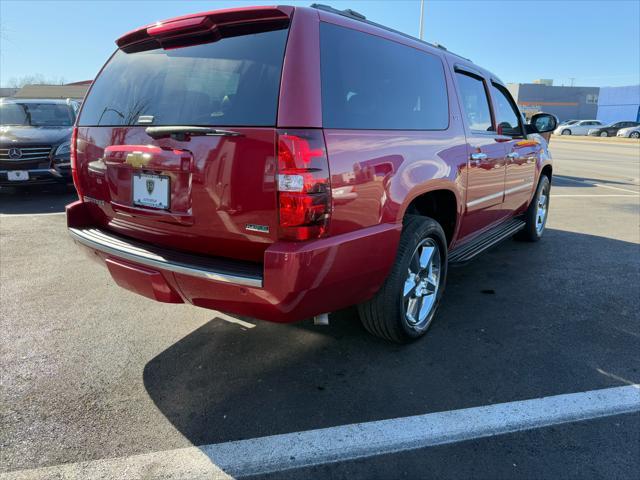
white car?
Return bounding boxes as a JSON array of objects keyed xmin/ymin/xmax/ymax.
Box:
[
  {"xmin": 617, "ymin": 125, "xmax": 640, "ymax": 139},
  {"xmin": 554, "ymin": 120, "xmax": 604, "ymax": 136}
]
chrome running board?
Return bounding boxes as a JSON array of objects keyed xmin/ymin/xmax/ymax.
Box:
[{"xmin": 449, "ymin": 218, "xmax": 526, "ymax": 265}]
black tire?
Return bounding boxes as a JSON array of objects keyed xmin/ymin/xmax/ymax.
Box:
[
  {"xmin": 600, "ymin": 131, "xmax": 608, "ymax": 137},
  {"xmin": 516, "ymin": 175, "xmax": 550, "ymax": 242},
  {"xmin": 358, "ymin": 215, "xmax": 448, "ymax": 343},
  {"xmin": 630, "ymin": 131, "xmax": 640, "ymax": 139},
  {"xmin": 561, "ymin": 129, "xmax": 571, "ymax": 135}
]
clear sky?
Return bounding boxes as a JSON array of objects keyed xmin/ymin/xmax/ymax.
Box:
[{"xmin": 1, "ymin": 0, "xmax": 639, "ymax": 88}]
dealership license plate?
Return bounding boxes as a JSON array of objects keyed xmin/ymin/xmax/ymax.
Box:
[
  {"xmin": 132, "ymin": 173, "xmax": 170, "ymax": 210},
  {"xmin": 7, "ymin": 171, "xmax": 29, "ymax": 181}
]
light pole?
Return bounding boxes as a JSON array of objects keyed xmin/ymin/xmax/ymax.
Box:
[{"xmin": 419, "ymin": 0, "xmax": 425, "ymax": 40}]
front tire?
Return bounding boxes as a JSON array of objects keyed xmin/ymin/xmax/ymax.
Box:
[
  {"xmin": 630, "ymin": 131, "xmax": 640, "ymax": 139},
  {"xmin": 517, "ymin": 175, "xmax": 550, "ymax": 242},
  {"xmin": 561, "ymin": 129, "xmax": 571, "ymax": 135},
  {"xmin": 358, "ymin": 215, "xmax": 448, "ymax": 343}
]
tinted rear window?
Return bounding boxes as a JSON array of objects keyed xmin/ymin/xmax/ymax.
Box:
[
  {"xmin": 78, "ymin": 27, "xmax": 289, "ymax": 127},
  {"xmin": 320, "ymin": 23, "xmax": 449, "ymax": 130}
]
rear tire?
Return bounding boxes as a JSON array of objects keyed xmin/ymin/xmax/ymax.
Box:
[
  {"xmin": 600, "ymin": 131, "xmax": 608, "ymax": 137},
  {"xmin": 516, "ymin": 175, "xmax": 550, "ymax": 242},
  {"xmin": 630, "ymin": 131, "xmax": 640, "ymax": 139},
  {"xmin": 358, "ymin": 215, "xmax": 448, "ymax": 343}
]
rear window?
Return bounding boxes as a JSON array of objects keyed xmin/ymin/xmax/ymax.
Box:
[
  {"xmin": 78, "ymin": 27, "xmax": 289, "ymax": 127},
  {"xmin": 320, "ymin": 23, "xmax": 449, "ymax": 130}
]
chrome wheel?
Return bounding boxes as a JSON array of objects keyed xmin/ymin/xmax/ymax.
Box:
[
  {"xmin": 600, "ymin": 131, "xmax": 608, "ymax": 137},
  {"xmin": 536, "ymin": 185, "xmax": 549, "ymax": 235},
  {"xmin": 402, "ymin": 238, "xmax": 441, "ymax": 330}
]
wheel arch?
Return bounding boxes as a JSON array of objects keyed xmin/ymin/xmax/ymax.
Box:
[{"xmin": 401, "ymin": 187, "xmax": 460, "ymax": 248}]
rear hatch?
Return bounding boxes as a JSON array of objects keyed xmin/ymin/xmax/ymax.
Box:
[{"xmin": 74, "ymin": 7, "xmax": 292, "ymax": 263}]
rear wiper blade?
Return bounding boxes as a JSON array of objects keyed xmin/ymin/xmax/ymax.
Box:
[{"xmin": 145, "ymin": 126, "xmax": 242, "ymax": 140}]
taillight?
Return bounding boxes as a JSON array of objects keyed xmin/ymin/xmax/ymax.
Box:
[
  {"xmin": 276, "ymin": 129, "xmax": 331, "ymax": 241},
  {"xmin": 70, "ymin": 127, "xmax": 83, "ymax": 200}
]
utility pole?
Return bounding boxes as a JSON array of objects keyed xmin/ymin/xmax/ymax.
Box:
[
  {"xmin": 419, "ymin": 0, "xmax": 425, "ymax": 40},
  {"xmin": 569, "ymin": 77, "xmax": 575, "ymax": 87}
]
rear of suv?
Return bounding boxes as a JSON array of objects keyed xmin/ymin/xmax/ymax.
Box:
[{"xmin": 67, "ymin": 5, "xmax": 556, "ymax": 343}]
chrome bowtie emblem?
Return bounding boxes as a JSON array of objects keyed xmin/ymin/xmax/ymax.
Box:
[
  {"xmin": 146, "ymin": 179, "xmax": 155, "ymax": 195},
  {"xmin": 8, "ymin": 148, "xmax": 22, "ymax": 159}
]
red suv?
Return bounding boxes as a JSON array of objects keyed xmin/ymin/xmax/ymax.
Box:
[{"xmin": 67, "ymin": 5, "xmax": 557, "ymax": 343}]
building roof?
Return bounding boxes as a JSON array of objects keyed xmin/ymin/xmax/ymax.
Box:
[
  {"xmin": 0, "ymin": 88, "xmax": 20, "ymax": 98},
  {"xmin": 13, "ymin": 84, "xmax": 89, "ymax": 99},
  {"xmin": 0, "ymin": 97, "xmax": 73, "ymax": 104}
]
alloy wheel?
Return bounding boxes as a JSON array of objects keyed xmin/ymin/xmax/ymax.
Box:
[
  {"xmin": 536, "ymin": 185, "xmax": 549, "ymax": 235},
  {"xmin": 402, "ymin": 238, "xmax": 441, "ymax": 331}
]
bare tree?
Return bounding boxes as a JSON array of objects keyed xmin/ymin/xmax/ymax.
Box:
[{"xmin": 6, "ymin": 74, "xmax": 67, "ymax": 88}]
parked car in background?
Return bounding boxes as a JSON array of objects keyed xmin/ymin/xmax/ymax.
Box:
[
  {"xmin": 558, "ymin": 119, "xmax": 578, "ymax": 126},
  {"xmin": 554, "ymin": 119, "xmax": 603, "ymax": 136},
  {"xmin": 0, "ymin": 98, "xmax": 77, "ymax": 186},
  {"xmin": 616, "ymin": 125, "xmax": 640, "ymax": 138},
  {"xmin": 588, "ymin": 121, "xmax": 640, "ymax": 137},
  {"xmin": 67, "ymin": 4, "xmax": 557, "ymax": 343}
]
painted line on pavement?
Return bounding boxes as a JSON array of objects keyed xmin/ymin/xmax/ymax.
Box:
[
  {"xmin": 555, "ymin": 176, "xmax": 639, "ymax": 194},
  {"xmin": 552, "ymin": 194, "xmax": 639, "ymax": 197},
  {"xmin": 0, "ymin": 212, "xmax": 65, "ymax": 218},
  {"xmin": 214, "ymin": 312, "xmax": 256, "ymax": 329},
  {"xmin": 2, "ymin": 385, "xmax": 639, "ymax": 479}
]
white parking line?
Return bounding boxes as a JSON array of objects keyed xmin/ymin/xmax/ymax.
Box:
[
  {"xmin": 3, "ymin": 385, "xmax": 638, "ymax": 480},
  {"xmin": 555, "ymin": 176, "xmax": 639, "ymax": 194},
  {"xmin": 552, "ymin": 194, "xmax": 639, "ymax": 197},
  {"xmin": 0, "ymin": 212, "xmax": 65, "ymax": 218},
  {"xmin": 214, "ymin": 312, "xmax": 256, "ymax": 329}
]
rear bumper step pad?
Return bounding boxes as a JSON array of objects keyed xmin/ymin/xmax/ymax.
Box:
[{"xmin": 69, "ymin": 227, "xmax": 263, "ymax": 288}]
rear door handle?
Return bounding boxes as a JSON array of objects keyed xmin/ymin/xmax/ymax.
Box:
[{"xmin": 470, "ymin": 152, "xmax": 488, "ymax": 166}]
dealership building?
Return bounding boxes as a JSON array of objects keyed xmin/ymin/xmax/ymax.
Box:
[
  {"xmin": 596, "ymin": 85, "xmax": 640, "ymax": 124},
  {"xmin": 507, "ymin": 82, "xmax": 599, "ymax": 122},
  {"xmin": 507, "ymin": 81, "xmax": 640, "ymax": 123}
]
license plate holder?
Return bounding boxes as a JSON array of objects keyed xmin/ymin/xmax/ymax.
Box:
[
  {"xmin": 7, "ymin": 171, "xmax": 29, "ymax": 181},
  {"xmin": 132, "ymin": 173, "xmax": 170, "ymax": 210}
]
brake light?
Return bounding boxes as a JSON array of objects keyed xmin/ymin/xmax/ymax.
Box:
[
  {"xmin": 70, "ymin": 127, "xmax": 83, "ymax": 201},
  {"xmin": 276, "ymin": 129, "xmax": 331, "ymax": 241}
]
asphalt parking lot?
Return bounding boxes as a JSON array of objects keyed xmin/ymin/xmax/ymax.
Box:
[{"xmin": 1, "ymin": 137, "xmax": 639, "ymax": 479}]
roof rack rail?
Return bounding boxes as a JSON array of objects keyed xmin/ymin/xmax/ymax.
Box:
[
  {"xmin": 310, "ymin": 4, "xmax": 366, "ymax": 21},
  {"xmin": 309, "ymin": 3, "xmax": 470, "ymax": 62}
]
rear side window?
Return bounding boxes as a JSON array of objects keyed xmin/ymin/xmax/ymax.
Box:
[
  {"xmin": 320, "ymin": 23, "xmax": 449, "ymax": 130},
  {"xmin": 455, "ymin": 72, "xmax": 493, "ymax": 132},
  {"xmin": 78, "ymin": 27, "xmax": 289, "ymax": 127}
]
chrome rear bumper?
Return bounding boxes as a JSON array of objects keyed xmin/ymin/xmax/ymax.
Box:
[{"xmin": 68, "ymin": 227, "xmax": 263, "ymax": 288}]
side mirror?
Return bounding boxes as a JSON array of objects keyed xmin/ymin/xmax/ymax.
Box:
[{"xmin": 530, "ymin": 113, "xmax": 558, "ymax": 133}]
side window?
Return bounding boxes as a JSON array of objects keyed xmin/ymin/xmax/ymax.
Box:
[
  {"xmin": 320, "ymin": 23, "xmax": 449, "ymax": 130},
  {"xmin": 490, "ymin": 83, "xmax": 522, "ymax": 137},
  {"xmin": 455, "ymin": 71, "xmax": 493, "ymax": 132}
]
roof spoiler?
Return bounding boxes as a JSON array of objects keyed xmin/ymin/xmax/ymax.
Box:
[{"xmin": 116, "ymin": 6, "xmax": 294, "ymax": 52}]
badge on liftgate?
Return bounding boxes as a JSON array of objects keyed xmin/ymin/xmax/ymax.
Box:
[{"xmin": 146, "ymin": 179, "xmax": 155, "ymax": 195}]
